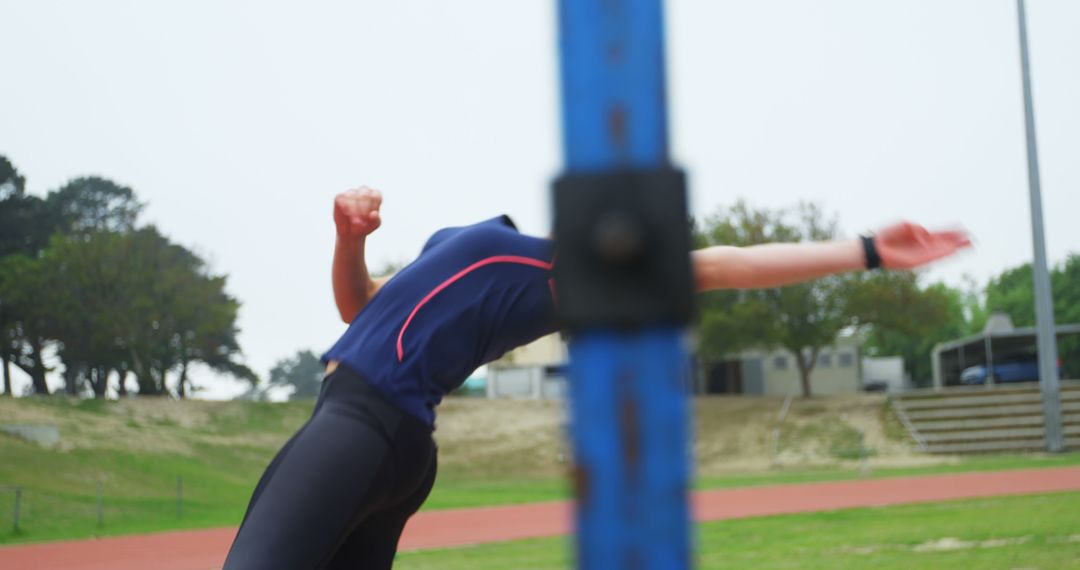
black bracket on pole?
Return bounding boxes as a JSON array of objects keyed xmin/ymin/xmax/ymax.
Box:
[{"xmin": 553, "ymin": 167, "xmax": 695, "ymax": 330}]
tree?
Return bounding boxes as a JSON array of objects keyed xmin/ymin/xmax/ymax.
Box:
[
  {"xmin": 45, "ymin": 177, "xmax": 142, "ymax": 235},
  {"xmin": 268, "ymin": 350, "xmax": 325, "ymax": 401},
  {"xmin": 695, "ymin": 201, "xmax": 856, "ymax": 397},
  {"xmin": 0, "ymin": 156, "xmax": 53, "ymax": 258},
  {"xmin": 171, "ymin": 273, "xmax": 258, "ymax": 398},
  {"xmin": 0, "ymin": 254, "xmax": 54, "ymax": 395},
  {"xmin": 33, "ymin": 227, "xmax": 256, "ymax": 398},
  {"xmin": 0, "ymin": 163, "xmax": 254, "ymax": 398},
  {"xmin": 113, "ymin": 227, "xmax": 256, "ymax": 397},
  {"xmin": 0, "ymin": 320, "xmax": 10, "ymax": 397},
  {"xmin": 34, "ymin": 231, "xmax": 126, "ymax": 396},
  {"xmin": 0, "ymin": 156, "xmax": 25, "ymax": 197},
  {"xmin": 847, "ymin": 272, "xmax": 971, "ymax": 386},
  {"xmin": 0, "ymin": 164, "xmax": 145, "ymax": 396},
  {"xmin": 0, "ymin": 157, "xmax": 54, "ymax": 395}
]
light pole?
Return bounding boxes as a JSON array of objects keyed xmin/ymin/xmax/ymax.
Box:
[{"xmin": 1016, "ymin": 0, "xmax": 1064, "ymax": 452}]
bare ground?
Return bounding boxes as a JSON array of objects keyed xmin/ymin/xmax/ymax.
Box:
[
  {"xmin": 436, "ymin": 393, "xmax": 951, "ymax": 478},
  {"xmin": 0, "ymin": 396, "xmax": 309, "ymax": 455},
  {"xmin": 1, "ymin": 392, "xmax": 950, "ymax": 476}
]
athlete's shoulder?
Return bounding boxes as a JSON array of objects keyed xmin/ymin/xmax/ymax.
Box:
[{"xmin": 421, "ymin": 215, "xmax": 521, "ymax": 255}]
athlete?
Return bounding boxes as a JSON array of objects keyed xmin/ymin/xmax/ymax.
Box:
[{"xmin": 223, "ymin": 186, "xmax": 971, "ymax": 569}]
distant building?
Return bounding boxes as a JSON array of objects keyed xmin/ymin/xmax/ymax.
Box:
[
  {"xmin": 861, "ymin": 356, "xmax": 908, "ymax": 393},
  {"xmin": 487, "ymin": 334, "xmax": 568, "ymax": 399},
  {"xmin": 701, "ymin": 335, "xmax": 877, "ymax": 396},
  {"xmin": 931, "ymin": 312, "xmax": 1080, "ymax": 389},
  {"xmin": 487, "ymin": 332, "xmax": 906, "ymax": 398}
]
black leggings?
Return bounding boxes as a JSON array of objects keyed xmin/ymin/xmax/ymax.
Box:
[{"xmin": 224, "ymin": 367, "xmax": 437, "ymax": 569}]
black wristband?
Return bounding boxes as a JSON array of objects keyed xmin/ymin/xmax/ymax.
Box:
[{"xmin": 861, "ymin": 235, "xmax": 882, "ymax": 270}]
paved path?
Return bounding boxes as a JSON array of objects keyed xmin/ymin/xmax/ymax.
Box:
[{"xmin": 3, "ymin": 466, "xmax": 1079, "ymax": 569}]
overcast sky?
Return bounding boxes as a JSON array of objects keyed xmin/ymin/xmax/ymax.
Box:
[{"xmin": 2, "ymin": 0, "xmax": 1078, "ymax": 398}]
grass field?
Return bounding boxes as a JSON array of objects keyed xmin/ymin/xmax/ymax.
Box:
[
  {"xmin": 0, "ymin": 397, "xmax": 313, "ymax": 545},
  {"xmin": 2, "ymin": 394, "xmax": 1080, "ymax": 547},
  {"xmin": 396, "ymin": 492, "xmax": 1080, "ymax": 569},
  {"xmin": 423, "ymin": 452, "xmax": 1080, "ymax": 510}
]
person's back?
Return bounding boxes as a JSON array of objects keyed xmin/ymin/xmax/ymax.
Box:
[{"xmin": 323, "ymin": 214, "xmax": 557, "ymax": 426}]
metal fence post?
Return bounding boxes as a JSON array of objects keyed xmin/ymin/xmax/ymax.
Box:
[
  {"xmin": 771, "ymin": 395, "xmax": 795, "ymax": 467},
  {"xmin": 859, "ymin": 431, "xmax": 871, "ymax": 477},
  {"xmin": 96, "ymin": 481, "xmax": 104, "ymax": 528},
  {"xmin": 13, "ymin": 487, "xmax": 21, "ymax": 532}
]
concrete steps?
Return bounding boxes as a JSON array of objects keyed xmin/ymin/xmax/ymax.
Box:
[{"xmin": 890, "ymin": 380, "xmax": 1080, "ymax": 454}]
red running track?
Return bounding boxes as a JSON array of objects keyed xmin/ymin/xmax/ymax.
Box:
[{"xmin": 3, "ymin": 466, "xmax": 1079, "ymax": 570}]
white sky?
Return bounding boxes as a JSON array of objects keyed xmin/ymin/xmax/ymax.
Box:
[{"xmin": 2, "ymin": 0, "xmax": 1078, "ymax": 399}]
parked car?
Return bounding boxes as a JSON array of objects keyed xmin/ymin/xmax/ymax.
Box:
[
  {"xmin": 960, "ymin": 353, "xmax": 1064, "ymax": 385},
  {"xmin": 863, "ymin": 380, "xmax": 889, "ymax": 393}
]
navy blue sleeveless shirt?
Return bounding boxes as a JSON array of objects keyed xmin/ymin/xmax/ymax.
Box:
[{"xmin": 322, "ymin": 215, "xmax": 558, "ymax": 427}]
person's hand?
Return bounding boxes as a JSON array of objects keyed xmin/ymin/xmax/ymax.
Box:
[
  {"xmin": 874, "ymin": 222, "xmax": 972, "ymax": 270},
  {"xmin": 334, "ymin": 186, "xmax": 382, "ymax": 239}
]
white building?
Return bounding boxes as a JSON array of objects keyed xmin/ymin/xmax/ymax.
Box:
[
  {"xmin": 486, "ymin": 333, "xmax": 568, "ymax": 399},
  {"xmin": 487, "ymin": 333, "xmax": 907, "ymax": 398},
  {"xmin": 703, "ymin": 336, "xmax": 864, "ymax": 396}
]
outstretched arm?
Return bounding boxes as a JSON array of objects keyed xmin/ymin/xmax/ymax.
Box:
[
  {"xmin": 332, "ymin": 187, "xmax": 388, "ymax": 323},
  {"xmin": 692, "ymin": 222, "xmax": 971, "ymax": 291}
]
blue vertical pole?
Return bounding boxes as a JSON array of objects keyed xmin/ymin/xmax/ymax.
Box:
[
  {"xmin": 557, "ymin": 0, "xmax": 669, "ymax": 171},
  {"xmin": 555, "ymin": 1, "xmax": 692, "ymax": 568}
]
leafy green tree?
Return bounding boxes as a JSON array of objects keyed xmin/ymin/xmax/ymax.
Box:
[
  {"xmin": 0, "ymin": 194, "xmax": 52, "ymax": 258},
  {"xmin": 269, "ymin": 350, "xmax": 325, "ymax": 400},
  {"xmin": 35, "ymin": 232, "xmax": 121, "ymax": 396},
  {"xmin": 0, "ymin": 164, "xmax": 137, "ymax": 395},
  {"xmin": 115, "ymin": 228, "xmax": 255, "ymax": 397},
  {"xmin": 985, "ymin": 265, "xmax": 1035, "ymax": 327},
  {"xmin": 0, "ymin": 253, "xmax": 15, "ymax": 397},
  {"xmin": 0, "ymin": 254, "xmax": 54, "ymax": 395},
  {"xmin": 1, "ymin": 156, "xmax": 59, "ymax": 394},
  {"xmin": 35, "ymin": 227, "xmax": 256, "ymax": 397},
  {"xmin": 172, "ymin": 273, "xmax": 258, "ymax": 398},
  {"xmin": 695, "ymin": 201, "xmax": 855, "ymax": 397},
  {"xmin": 0, "ymin": 156, "xmax": 25, "ymax": 196},
  {"xmin": 1053, "ymin": 256, "xmax": 1080, "ymax": 379},
  {"xmin": 0, "ymin": 156, "xmax": 54, "ymax": 258},
  {"xmin": 0, "ymin": 162, "xmax": 254, "ymax": 398},
  {"xmin": 45, "ymin": 176, "xmax": 142, "ymax": 235},
  {"xmin": 847, "ymin": 272, "xmax": 971, "ymax": 386},
  {"xmin": 0, "ymin": 325, "xmax": 10, "ymax": 396}
]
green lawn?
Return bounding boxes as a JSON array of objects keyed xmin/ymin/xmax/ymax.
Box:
[
  {"xmin": 0, "ymin": 439, "xmax": 267, "ymax": 544},
  {"xmin": 424, "ymin": 452, "xmax": 1080, "ymax": 510},
  {"xmin": 3, "ymin": 434, "xmax": 1079, "ymax": 546},
  {"xmin": 3, "ymin": 395, "xmax": 1080, "ymax": 547},
  {"xmin": 695, "ymin": 452, "xmax": 1080, "ymax": 490},
  {"xmin": 0, "ymin": 397, "xmax": 313, "ymax": 545},
  {"xmin": 396, "ymin": 492, "xmax": 1080, "ymax": 569}
]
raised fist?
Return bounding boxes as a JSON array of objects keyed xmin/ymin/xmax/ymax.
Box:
[{"xmin": 334, "ymin": 186, "xmax": 382, "ymax": 239}]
